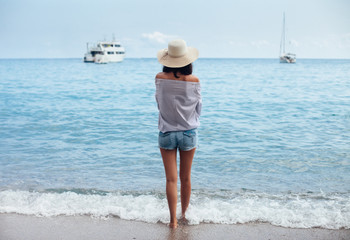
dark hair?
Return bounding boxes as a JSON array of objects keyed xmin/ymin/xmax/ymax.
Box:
[{"xmin": 163, "ymin": 64, "xmax": 193, "ymax": 78}]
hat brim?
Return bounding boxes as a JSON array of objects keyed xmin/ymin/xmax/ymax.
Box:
[{"xmin": 157, "ymin": 47, "xmax": 199, "ymax": 68}]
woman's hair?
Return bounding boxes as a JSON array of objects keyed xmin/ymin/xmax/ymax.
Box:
[{"xmin": 163, "ymin": 64, "xmax": 193, "ymax": 78}]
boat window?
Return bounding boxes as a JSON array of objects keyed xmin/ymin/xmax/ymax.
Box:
[
  {"xmin": 91, "ymin": 51, "xmax": 103, "ymax": 56},
  {"xmin": 108, "ymin": 52, "xmax": 114, "ymax": 54},
  {"xmin": 114, "ymin": 44, "xmax": 120, "ymax": 47},
  {"xmin": 116, "ymin": 51, "xmax": 125, "ymax": 54}
]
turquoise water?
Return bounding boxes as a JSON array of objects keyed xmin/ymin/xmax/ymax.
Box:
[{"xmin": 0, "ymin": 58, "xmax": 349, "ymax": 228}]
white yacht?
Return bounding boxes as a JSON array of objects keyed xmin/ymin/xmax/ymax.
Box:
[
  {"xmin": 84, "ymin": 39, "xmax": 125, "ymax": 64},
  {"xmin": 279, "ymin": 13, "xmax": 296, "ymax": 63}
]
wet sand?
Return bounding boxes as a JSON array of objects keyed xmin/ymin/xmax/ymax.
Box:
[{"xmin": 0, "ymin": 214, "xmax": 349, "ymax": 240}]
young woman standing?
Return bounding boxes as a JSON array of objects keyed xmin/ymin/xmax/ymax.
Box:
[{"xmin": 155, "ymin": 39, "xmax": 202, "ymax": 228}]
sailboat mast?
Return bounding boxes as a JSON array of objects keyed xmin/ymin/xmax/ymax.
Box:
[
  {"xmin": 280, "ymin": 12, "xmax": 285, "ymax": 56},
  {"xmin": 283, "ymin": 12, "xmax": 286, "ymax": 54},
  {"xmin": 279, "ymin": 12, "xmax": 296, "ymax": 63}
]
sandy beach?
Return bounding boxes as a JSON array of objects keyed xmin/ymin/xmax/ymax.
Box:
[{"xmin": 0, "ymin": 214, "xmax": 348, "ymax": 240}]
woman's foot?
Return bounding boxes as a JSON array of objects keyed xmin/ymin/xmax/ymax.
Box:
[
  {"xmin": 168, "ymin": 222, "xmax": 178, "ymax": 229},
  {"xmin": 179, "ymin": 215, "xmax": 189, "ymax": 225}
]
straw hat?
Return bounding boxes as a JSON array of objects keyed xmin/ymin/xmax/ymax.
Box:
[{"xmin": 157, "ymin": 39, "xmax": 199, "ymax": 68}]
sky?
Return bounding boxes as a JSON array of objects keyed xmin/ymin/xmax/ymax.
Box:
[{"xmin": 1, "ymin": 0, "xmax": 349, "ymax": 59}]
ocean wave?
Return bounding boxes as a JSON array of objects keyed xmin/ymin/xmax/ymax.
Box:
[{"xmin": 0, "ymin": 189, "xmax": 349, "ymax": 229}]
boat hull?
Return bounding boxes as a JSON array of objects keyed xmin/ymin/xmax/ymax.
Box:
[
  {"xmin": 280, "ymin": 57, "xmax": 296, "ymax": 63},
  {"xmin": 84, "ymin": 54, "xmax": 95, "ymax": 63},
  {"xmin": 279, "ymin": 53, "xmax": 296, "ymax": 63},
  {"xmin": 84, "ymin": 53, "xmax": 125, "ymax": 63}
]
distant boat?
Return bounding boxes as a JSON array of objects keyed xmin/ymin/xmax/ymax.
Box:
[
  {"xmin": 279, "ymin": 13, "xmax": 296, "ymax": 63},
  {"xmin": 84, "ymin": 38, "xmax": 125, "ymax": 64}
]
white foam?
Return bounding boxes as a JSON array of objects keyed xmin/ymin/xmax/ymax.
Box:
[
  {"xmin": 0, "ymin": 190, "xmax": 349, "ymax": 229},
  {"xmin": 186, "ymin": 192, "xmax": 350, "ymax": 229}
]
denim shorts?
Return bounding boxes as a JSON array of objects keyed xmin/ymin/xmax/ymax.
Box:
[{"xmin": 158, "ymin": 128, "xmax": 198, "ymax": 151}]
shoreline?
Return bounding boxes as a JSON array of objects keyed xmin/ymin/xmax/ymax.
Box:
[{"xmin": 0, "ymin": 214, "xmax": 349, "ymax": 240}]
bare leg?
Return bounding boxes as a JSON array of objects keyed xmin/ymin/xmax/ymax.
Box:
[
  {"xmin": 160, "ymin": 148, "xmax": 178, "ymax": 228},
  {"xmin": 179, "ymin": 148, "xmax": 195, "ymax": 218}
]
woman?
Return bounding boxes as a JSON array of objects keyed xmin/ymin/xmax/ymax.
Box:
[{"xmin": 155, "ymin": 39, "xmax": 202, "ymax": 228}]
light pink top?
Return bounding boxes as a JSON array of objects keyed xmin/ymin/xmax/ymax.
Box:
[{"xmin": 155, "ymin": 78, "xmax": 202, "ymax": 133}]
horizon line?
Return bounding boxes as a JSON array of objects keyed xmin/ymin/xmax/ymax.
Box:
[{"xmin": 1, "ymin": 57, "xmax": 350, "ymax": 60}]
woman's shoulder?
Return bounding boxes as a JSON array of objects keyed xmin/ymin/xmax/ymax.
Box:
[
  {"xmin": 156, "ymin": 72, "xmax": 166, "ymax": 79},
  {"xmin": 184, "ymin": 75, "xmax": 200, "ymax": 82},
  {"xmin": 155, "ymin": 72, "xmax": 178, "ymax": 80},
  {"xmin": 155, "ymin": 72, "xmax": 199, "ymax": 82}
]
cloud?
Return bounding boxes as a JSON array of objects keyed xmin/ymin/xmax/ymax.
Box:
[
  {"xmin": 142, "ymin": 31, "xmax": 177, "ymax": 44},
  {"xmin": 289, "ymin": 39, "xmax": 299, "ymax": 47},
  {"xmin": 312, "ymin": 40, "xmax": 330, "ymax": 48},
  {"xmin": 310, "ymin": 33, "xmax": 350, "ymax": 49},
  {"xmin": 229, "ymin": 41, "xmax": 248, "ymax": 47},
  {"xmin": 337, "ymin": 33, "xmax": 350, "ymax": 48},
  {"xmin": 250, "ymin": 40, "xmax": 270, "ymax": 48}
]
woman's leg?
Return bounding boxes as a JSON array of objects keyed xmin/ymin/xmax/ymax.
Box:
[
  {"xmin": 179, "ymin": 148, "xmax": 195, "ymax": 218},
  {"xmin": 160, "ymin": 148, "xmax": 178, "ymax": 228}
]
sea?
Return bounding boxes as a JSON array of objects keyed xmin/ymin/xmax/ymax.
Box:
[{"xmin": 0, "ymin": 58, "xmax": 349, "ymax": 229}]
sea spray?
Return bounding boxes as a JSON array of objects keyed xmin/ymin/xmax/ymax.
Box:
[{"xmin": 0, "ymin": 189, "xmax": 349, "ymax": 229}]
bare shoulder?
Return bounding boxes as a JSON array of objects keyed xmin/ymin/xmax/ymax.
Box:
[
  {"xmin": 184, "ymin": 75, "xmax": 200, "ymax": 82},
  {"xmin": 155, "ymin": 72, "xmax": 165, "ymax": 79}
]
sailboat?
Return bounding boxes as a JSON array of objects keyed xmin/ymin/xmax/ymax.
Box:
[{"xmin": 279, "ymin": 13, "xmax": 296, "ymax": 63}]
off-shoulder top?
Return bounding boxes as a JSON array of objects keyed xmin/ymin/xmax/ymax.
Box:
[{"xmin": 155, "ymin": 78, "xmax": 202, "ymax": 133}]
